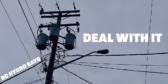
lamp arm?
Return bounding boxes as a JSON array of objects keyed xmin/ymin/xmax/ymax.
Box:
[{"xmin": 52, "ymin": 51, "xmax": 97, "ymax": 70}]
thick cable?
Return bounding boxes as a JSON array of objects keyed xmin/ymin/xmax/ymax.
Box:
[
  {"xmin": 74, "ymin": 62, "xmax": 168, "ymax": 67},
  {"xmin": 73, "ymin": 63, "xmax": 168, "ymax": 75},
  {"xmin": 66, "ymin": 52, "xmax": 168, "ymax": 57}
]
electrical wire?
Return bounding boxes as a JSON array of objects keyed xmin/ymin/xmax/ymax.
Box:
[
  {"xmin": 72, "ymin": 0, "xmax": 78, "ymax": 22},
  {"xmin": 18, "ymin": 0, "xmax": 43, "ymax": 84},
  {"xmin": 64, "ymin": 66, "xmax": 70, "ymax": 84},
  {"xmin": 24, "ymin": 77, "xmax": 46, "ymax": 84},
  {"xmin": 53, "ymin": 81, "xmax": 59, "ymax": 84},
  {"xmin": 2, "ymin": 0, "xmax": 161, "ymax": 84},
  {"xmin": 145, "ymin": 0, "xmax": 154, "ymax": 84},
  {"xmin": 62, "ymin": 67, "xmax": 92, "ymax": 84},
  {"xmin": 48, "ymin": 60, "xmax": 168, "ymax": 67},
  {"xmin": 0, "ymin": 0, "xmax": 45, "ymax": 83},
  {"xmin": 72, "ymin": 63, "xmax": 168, "ymax": 75},
  {"xmin": 38, "ymin": 0, "xmax": 41, "ymax": 4},
  {"xmin": 25, "ymin": 0, "xmax": 38, "ymax": 28},
  {"xmin": 73, "ymin": 62, "xmax": 168, "ymax": 67},
  {"xmin": 66, "ymin": 52, "xmax": 168, "ymax": 57},
  {"xmin": 18, "ymin": 0, "xmax": 37, "ymax": 44},
  {"xmin": 0, "ymin": 1, "xmax": 42, "ymax": 84},
  {"xmin": 26, "ymin": 0, "xmax": 53, "ymax": 64}
]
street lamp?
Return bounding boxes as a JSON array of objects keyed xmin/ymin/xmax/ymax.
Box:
[
  {"xmin": 97, "ymin": 49, "xmax": 109, "ymax": 54},
  {"xmin": 52, "ymin": 49, "xmax": 109, "ymax": 70}
]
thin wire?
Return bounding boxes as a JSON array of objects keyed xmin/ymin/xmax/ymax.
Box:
[
  {"xmin": 24, "ymin": 77, "xmax": 46, "ymax": 84},
  {"xmin": 55, "ymin": 0, "xmax": 58, "ymax": 3},
  {"xmin": 51, "ymin": 60, "xmax": 168, "ymax": 67},
  {"xmin": 0, "ymin": 1, "xmax": 43, "ymax": 84},
  {"xmin": 65, "ymin": 66, "xmax": 70, "ymax": 84},
  {"xmin": 25, "ymin": 0, "xmax": 51, "ymax": 75},
  {"xmin": 25, "ymin": 0, "xmax": 50, "ymax": 51},
  {"xmin": 145, "ymin": 0, "xmax": 154, "ymax": 84},
  {"xmin": 74, "ymin": 62, "xmax": 168, "ymax": 67},
  {"xmin": 53, "ymin": 81, "xmax": 59, "ymax": 84},
  {"xmin": 18, "ymin": 0, "xmax": 37, "ymax": 44},
  {"xmin": 66, "ymin": 52, "xmax": 168, "ymax": 57},
  {"xmin": 0, "ymin": 1, "xmax": 41, "ymax": 83},
  {"xmin": 62, "ymin": 67, "xmax": 93, "ymax": 84},
  {"xmin": 38, "ymin": 0, "xmax": 41, "ymax": 4},
  {"xmin": 18, "ymin": 0, "xmax": 43, "ymax": 84},
  {"xmin": 25, "ymin": 0, "xmax": 38, "ymax": 28},
  {"xmin": 73, "ymin": 63, "xmax": 168, "ymax": 75}
]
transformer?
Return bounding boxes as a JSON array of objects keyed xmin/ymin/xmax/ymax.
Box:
[
  {"xmin": 36, "ymin": 33, "xmax": 48, "ymax": 50},
  {"xmin": 49, "ymin": 24, "xmax": 60, "ymax": 42},
  {"xmin": 64, "ymin": 33, "xmax": 76, "ymax": 50}
]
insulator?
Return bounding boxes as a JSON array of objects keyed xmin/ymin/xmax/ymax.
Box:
[
  {"xmin": 73, "ymin": 2, "xmax": 76, "ymax": 10},
  {"xmin": 49, "ymin": 24, "xmax": 60, "ymax": 42},
  {"xmin": 64, "ymin": 33, "xmax": 76, "ymax": 50},
  {"xmin": 74, "ymin": 6, "xmax": 76, "ymax": 10},
  {"xmin": 77, "ymin": 26, "xmax": 80, "ymax": 33},
  {"xmin": 56, "ymin": 2, "xmax": 60, "ymax": 11},
  {"xmin": 48, "ymin": 27, "xmax": 50, "ymax": 30},
  {"xmin": 43, "ymin": 67, "xmax": 47, "ymax": 72},
  {"xmin": 36, "ymin": 33, "xmax": 48, "ymax": 50},
  {"xmin": 57, "ymin": 5, "xmax": 60, "ymax": 11},
  {"xmin": 66, "ymin": 27, "xmax": 69, "ymax": 33},
  {"xmin": 76, "ymin": 21, "xmax": 80, "ymax": 26},
  {"xmin": 40, "ymin": 8, "xmax": 43, "ymax": 14},
  {"xmin": 40, "ymin": 30, "xmax": 43, "ymax": 33}
]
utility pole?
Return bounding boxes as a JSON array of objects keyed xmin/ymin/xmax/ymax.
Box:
[
  {"xmin": 36, "ymin": 2, "xmax": 108, "ymax": 84},
  {"xmin": 45, "ymin": 12, "xmax": 61, "ymax": 84},
  {"xmin": 36, "ymin": 6, "xmax": 80, "ymax": 84}
]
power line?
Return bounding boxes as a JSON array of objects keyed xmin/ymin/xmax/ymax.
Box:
[
  {"xmin": 25, "ymin": 0, "xmax": 51, "ymax": 60},
  {"xmin": 18, "ymin": 0, "xmax": 37, "ymax": 44},
  {"xmin": 0, "ymin": 0, "xmax": 42, "ymax": 83},
  {"xmin": 72, "ymin": 63, "xmax": 168, "ymax": 75},
  {"xmin": 66, "ymin": 52, "xmax": 168, "ymax": 57},
  {"xmin": 73, "ymin": 62, "xmax": 168, "ymax": 67},
  {"xmin": 18, "ymin": 0, "xmax": 43, "ymax": 84},
  {"xmin": 24, "ymin": 77, "xmax": 46, "ymax": 84},
  {"xmin": 25, "ymin": 0, "xmax": 38, "ymax": 28},
  {"xmin": 25, "ymin": 0, "xmax": 51, "ymax": 53},
  {"xmin": 62, "ymin": 67, "xmax": 93, "ymax": 84},
  {"xmin": 145, "ymin": 0, "xmax": 154, "ymax": 84},
  {"xmin": 65, "ymin": 66, "xmax": 71, "ymax": 84}
]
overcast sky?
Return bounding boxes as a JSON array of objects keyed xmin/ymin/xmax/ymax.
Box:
[{"xmin": 0, "ymin": 0, "xmax": 168, "ymax": 84}]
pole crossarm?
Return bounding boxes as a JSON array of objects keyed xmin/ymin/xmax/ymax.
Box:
[
  {"xmin": 41, "ymin": 14, "xmax": 80, "ymax": 18},
  {"xmin": 40, "ymin": 10, "xmax": 80, "ymax": 14},
  {"xmin": 52, "ymin": 51, "xmax": 97, "ymax": 70},
  {"xmin": 39, "ymin": 22, "xmax": 80, "ymax": 28}
]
